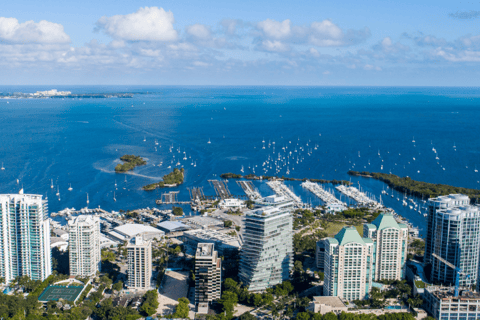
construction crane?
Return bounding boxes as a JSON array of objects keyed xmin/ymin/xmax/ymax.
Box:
[{"xmin": 432, "ymin": 252, "xmax": 470, "ymax": 297}]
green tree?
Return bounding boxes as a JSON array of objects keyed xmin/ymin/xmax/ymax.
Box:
[
  {"xmin": 296, "ymin": 312, "xmax": 311, "ymax": 320},
  {"xmin": 112, "ymin": 280, "xmax": 123, "ymax": 291},
  {"xmin": 173, "ymin": 297, "xmax": 190, "ymax": 318},
  {"xmin": 239, "ymin": 312, "xmax": 256, "ymax": 320},
  {"xmin": 224, "ymin": 220, "xmax": 233, "ymax": 228}
]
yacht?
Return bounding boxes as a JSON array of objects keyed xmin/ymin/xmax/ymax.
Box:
[
  {"xmin": 113, "ymin": 191, "xmax": 116, "ymax": 202},
  {"xmin": 68, "ymin": 184, "xmax": 73, "ymax": 191},
  {"xmin": 86, "ymin": 193, "xmax": 89, "ymax": 205},
  {"xmin": 51, "ymin": 179, "xmax": 54, "ymax": 189},
  {"xmin": 412, "ymin": 136, "xmax": 415, "ymax": 143},
  {"xmin": 1, "ymin": 163, "xmax": 4, "ymax": 170},
  {"xmin": 207, "ymin": 138, "xmax": 211, "ymax": 144},
  {"xmin": 56, "ymin": 186, "xmax": 60, "ymax": 196},
  {"xmin": 475, "ymin": 166, "xmax": 478, "ymax": 173},
  {"xmin": 241, "ymin": 165, "xmax": 244, "ymax": 173},
  {"xmin": 143, "ymin": 136, "xmax": 146, "ymax": 142}
]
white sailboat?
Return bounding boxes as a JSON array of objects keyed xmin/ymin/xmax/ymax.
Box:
[
  {"xmin": 143, "ymin": 136, "xmax": 146, "ymax": 142},
  {"xmin": 86, "ymin": 193, "xmax": 89, "ymax": 205},
  {"xmin": 113, "ymin": 191, "xmax": 116, "ymax": 202},
  {"xmin": 50, "ymin": 179, "xmax": 54, "ymax": 189},
  {"xmin": 1, "ymin": 162, "xmax": 4, "ymax": 170},
  {"xmin": 68, "ymin": 184, "xmax": 73, "ymax": 191},
  {"xmin": 475, "ymin": 165, "xmax": 478, "ymax": 173},
  {"xmin": 56, "ymin": 186, "xmax": 60, "ymax": 196},
  {"xmin": 207, "ymin": 138, "xmax": 211, "ymax": 144},
  {"xmin": 412, "ymin": 136, "xmax": 415, "ymax": 143}
]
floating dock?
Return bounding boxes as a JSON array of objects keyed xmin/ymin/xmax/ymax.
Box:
[
  {"xmin": 267, "ymin": 180, "xmax": 303, "ymax": 207},
  {"xmin": 236, "ymin": 180, "xmax": 262, "ymax": 200},
  {"xmin": 208, "ymin": 180, "xmax": 232, "ymax": 199},
  {"xmin": 335, "ymin": 185, "xmax": 382, "ymax": 208},
  {"xmin": 301, "ymin": 180, "xmax": 345, "ymax": 206}
]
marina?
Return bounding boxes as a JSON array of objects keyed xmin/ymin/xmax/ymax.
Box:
[
  {"xmin": 301, "ymin": 180, "xmax": 345, "ymax": 207},
  {"xmin": 236, "ymin": 180, "xmax": 262, "ymax": 200},
  {"xmin": 266, "ymin": 179, "xmax": 304, "ymax": 207},
  {"xmin": 335, "ymin": 184, "xmax": 383, "ymax": 208}
]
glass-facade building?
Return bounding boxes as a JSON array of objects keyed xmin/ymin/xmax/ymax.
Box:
[
  {"xmin": 239, "ymin": 206, "xmax": 293, "ymax": 292},
  {"xmin": 425, "ymin": 194, "xmax": 480, "ymax": 287},
  {"xmin": 0, "ymin": 193, "xmax": 51, "ymax": 284}
]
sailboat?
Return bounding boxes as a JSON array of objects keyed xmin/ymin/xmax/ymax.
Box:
[
  {"xmin": 412, "ymin": 136, "xmax": 415, "ymax": 143},
  {"xmin": 113, "ymin": 191, "xmax": 116, "ymax": 202},
  {"xmin": 194, "ymin": 161, "xmax": 197, "ymax": 167},
  {"xmin": 86, "ymin": 193, "xmax": 89, "ymax": 205},
  {"xmin": 241, "ymin": 165, "xmax": 244, "ymax": 173},
  {"xmin": 475, "ymin": 165, "xmax": 478, "ymax": 173},
  {"xmin": 56, "ymin": 186, "xmax": 60, "ymax": 196},
  {"xmin": 207, "ymin": 138, "xmax": 211, "ymax": 144},
  {"xmin": 143, "ymin": 136, "xmax": 146, "ymax": 142},
  {"xmin": 115, "ymin": 180, "xmax": 117, "ymax": 188},
  {"xmin": 50, "ymin": 179, "xmax": 54, "ymax": 189},
  {"xmin": 1, "ymin": 162, "xmax": 4, "ymax": 170},
  {"xmin": 68, "ymin": 184, "xmax": 73, "ymax": 191}
]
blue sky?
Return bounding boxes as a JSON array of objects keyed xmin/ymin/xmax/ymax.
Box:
[{"xmin": 1, "ymin": 0, "xmax": 480, "ymax": 85}]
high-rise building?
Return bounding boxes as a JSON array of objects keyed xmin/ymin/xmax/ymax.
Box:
[
  {"xmin": 323, "ymin": 226, "xmax": 373, "ymax": 301},
  {"xmin": 424, "ymin": 194, "xmax": 480, "ymax": 287},
  {"xmin": 195, "ymin": 243, "xmax": 221, "ymax": 305},
  {"xmin": 68, "ymin": 215, "xmax": 101, "ymax": 277},
  {"xmin": 363, "ymin": 213, "xmax": 408, "ymax": 281},
  {"xmin": 239, "ymin": 206, "xmax": 293, "ymax": 292},
  {"xmin": 0, "ymin": 193, "xmax": 51, "ymax": 284},
  {"xmin": 127, "ymin": 234, "xmax": 152, "ymax": 290}
]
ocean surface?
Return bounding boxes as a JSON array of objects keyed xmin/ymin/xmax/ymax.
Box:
[{"xmin": 1, "ymin": 86, "xmax": 480, "ymax": 235}]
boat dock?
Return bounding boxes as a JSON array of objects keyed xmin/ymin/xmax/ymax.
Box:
[
  {"xmin": 236, "ymin": 180, "xmax": 262, "ymax": 200},
  {"xmin": 301, "ymin": 180, "xmax": 345, "ymax": 206},
  {"xmin": 267, "ymin": 180, "xmax": 303, "ymax": 207},
  {"xmin": 335, "ymin": 185, "xmax": 382, "ymax": 208},
  {"xmin": 208, "ymin": 180, "xmax": 231, "ymax": 199}
]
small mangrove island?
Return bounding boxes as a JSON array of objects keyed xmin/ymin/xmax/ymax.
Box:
[
  {"xmin": 348, "ymin": 170, "xmax": 480, "ymax": 203},
  {"xmin": 143, "ymin": 168, "xmax": 185, "ymax": 190},
  {"xmin": 115, "ymin": 155, "xmax": 147, "ymax": 173},
  {"xmin": 220, "ymin": 172, "xmax": 351, "ymax": 185}
]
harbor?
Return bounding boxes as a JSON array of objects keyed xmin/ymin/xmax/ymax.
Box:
[
  {"xmin": 301, "ymin": 180, "xmax": 346, "ymax": 207},
  {"xmin": 266, "ymin": 179, "xmax": 304, "ymax": 208}
]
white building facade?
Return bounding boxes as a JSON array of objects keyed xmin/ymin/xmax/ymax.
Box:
[
  {"xmin": 363, "ymin": 213, "xmax": 408, "ymax": 281},
  {"xmin": 127, "ymin": 235, "xmax": 152, "ymax": 290},
  {"xmin": 323, "ymin": 226, "xmax": 373, "ymax": 301},
  {"xmin": 68, "ymin": 215, "xmax": 101, "ymax": 277},
  {"xmin": 0, "ymin": 194, "xmax": 51, "ymax": 284}
]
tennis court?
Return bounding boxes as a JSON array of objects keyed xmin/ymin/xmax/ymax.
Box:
[{"xmin": 38, "ymin": 285, "xmax": 84, "ymax": 302}]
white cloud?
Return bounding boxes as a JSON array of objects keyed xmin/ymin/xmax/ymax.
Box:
[
  {"xmin": 0, "ymin": 17, "xmax": 70, "ymax": 44},
  {"xmin": 434, "ymin": 48, "xmax": 480, "ymax": 62},
  {"xmin": 258, "ymin": 40, "xmax": 290, "ymax": 52},
  {"xmin": 257, "ymin": 19, "xmax": 292, "ymax": 40},
  {"xmin": 186, "ymin": 24, "xmax": 211, "ymax": 40},
  {"xmin": 364, "ymin": 64, "xmax": 382, "ymax": 71},
  {"xmin": 323, "ymin": 70, "xmax": 331, "ymax": 75},
  {"xmin": 311, "ymin": 20, "xmax": 343, "ymax": 40},
  {"xmin": 193, "ymin": 61, "xmax": 210, "ymax": 67},
  {"xmin": 96, "ymin": 7, "xmax": 178, "ymax": 41}
]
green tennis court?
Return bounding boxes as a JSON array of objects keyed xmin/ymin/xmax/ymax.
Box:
[{"xmin": 38, "ymin": 285, "xmax": 84, "ymax": 302}]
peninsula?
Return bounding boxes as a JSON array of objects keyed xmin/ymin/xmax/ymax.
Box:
[
  {"xmin": 0, "ymin": 89, "xmax": 135, "ymax": 99},
  {"xmin": 348, "ymin": 170, "xmax": 480, "ymax": 203},
  {"xmin": 220, "ymin": 172, "xmax": 351, "ymax": 185},
  {"xmin": 143, "ymin": 168, "xmax": 184, "ymax": 190},
  {"xmin": 115, "ymin": 155, "xmax": 146, "ymax": 173}
]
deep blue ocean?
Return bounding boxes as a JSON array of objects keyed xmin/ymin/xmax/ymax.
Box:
[{"xmin": 1, "ymin": 86, "xmax": 480, "ymax": 234}]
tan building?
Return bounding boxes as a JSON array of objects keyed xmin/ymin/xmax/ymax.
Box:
[
  {"xmin": 195, "ymin": 243, "xmax": 221, "ymax": 305},
  {"xmin": 363, "ymin": 213, "xmax": 408, "ymax": 281},
  {"xmin": 308, "ymin": 296, "xmax": 348, "ymax": 315},
  {"xmin": 127, "ymin": 235, "xmax": 152, "ymax": 290}
]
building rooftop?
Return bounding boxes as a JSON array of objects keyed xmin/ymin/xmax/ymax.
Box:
[
  {"xmin": 429, "ymin": 194, "xmax": 470, "ymax": 208},
  {"xmin": 196, "ymin": 243, "xmax": 214, "ymax": 258},
  {"xmin": 371, "ymin": 213, "xmax": 404, "ymax": 231},
  {"xmin": 427, "ymin": 286, "xmax": 480, "ymax": 300},
  {"xmin": 156, "ymin": 221, "xmax": 191, "ymax": 232},
  {"xmin": 52, "ymin": 228, "xmax": 68, "ymax": 236},
  {"xmin": 247, "ymin": 206, "xmax": 287, "ymax": 218},
  {"xmin": 113, "ymin": 223, "xmax": 164, "ymax": 238},
  {"xmin": 181, "ymin": 216, "xmax": 223, "ymax": 228},
  {"xmin": 312, "ymin": 296, "xmax": 347, "ymax": 308},
  {"xmin": 184, "ymin": 229, "xmax": 240, "ymax": 248},
  {"xmin": 334, "ymin": 226, "xmax": 367, "ymax": 246},
  {"xmin": 68, "ymin": 215, "xmax": 98, "ymax": 226}
]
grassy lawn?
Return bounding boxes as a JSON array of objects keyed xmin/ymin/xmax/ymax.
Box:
[{"xmin": 324, "ymin": 222, "xmax": 364, "ymax": 237}]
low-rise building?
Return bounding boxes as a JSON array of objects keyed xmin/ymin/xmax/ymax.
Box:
[
  {"xmin": 182, "ymin": 216, "xmax": 224, "ymax": 229},
  {"xmin": 52, "ymin": 228, "xmax": 69, "ymax": 240},
  {"xmin": 308, "ymin": 296, "xmax": 348, "ymax": 315},
  {"xmin": 108, "ymin": 223, "xmax": 164, "ymax": 242},
  {"xmin": 424, "ymin": 286, "xmax": 480, "ymax": 320},
  {"xmin": 218, "ymin": 198, "xmax": 246, "ymax": 210},
  {"xmin": 183, "ymin": 229, "xmax": 241, "ymax": 256},
  {"xmin": 50, "ymin": 237, "xmax": 68, "ymax": 251}
]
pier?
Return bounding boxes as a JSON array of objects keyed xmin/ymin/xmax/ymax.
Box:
[
  {"xmin": 301, "ymin": 180, "xmax": 345, "ymax": 206},
  {"xmin": 267, "ymin": 180, "xmax": 303, "ymax": 207},
  {"xmin": 208, "ymin": 180, "xmax": 231, "ymax": 199},
  {"xmin": 335, "ymin": 185, "xmax": 382, "ymax": 208},
  {"xmin": 236, "ymin": 180, "xmax": 262, "ymax": 200},
  {"xmin": 188, "ymin": 187, "xmax": 205, "ymax": 202}
]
